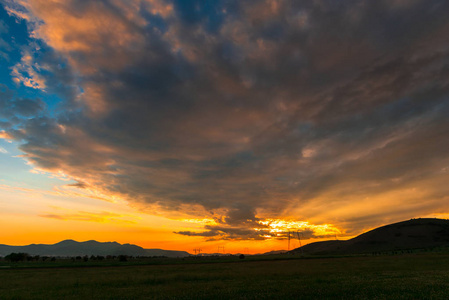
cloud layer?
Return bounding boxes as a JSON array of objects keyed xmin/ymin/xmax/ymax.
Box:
[{"xmin": 3, "ymin": 0, "xmax": 449, "ymax": 239}]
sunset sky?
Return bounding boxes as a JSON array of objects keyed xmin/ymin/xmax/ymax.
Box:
[{"xmin": 1, "ymin": 0, "xmax": 449, "ymax": 254}]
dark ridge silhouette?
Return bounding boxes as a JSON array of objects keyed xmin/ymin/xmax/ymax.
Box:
[
  {"xmin": 290, "ymin": 218, "xmax": 449, "ymax": 255},
  {"xmin": 263, "ymin": 250, "xmax": 287, "ymax": 255},
  {"xmin": 0, "ymin": 240, "xmax": 190, "ymax": 257}
]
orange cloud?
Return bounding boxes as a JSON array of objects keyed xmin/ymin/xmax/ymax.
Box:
[
  {"xmin": 11, "ymin": 50, "xmax": 47, "ymax": 90},
  {"xmin": 0, "ymin": 130, "xmax": 13, "ymax": 140}
]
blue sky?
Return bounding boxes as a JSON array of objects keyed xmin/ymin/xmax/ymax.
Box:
[{"xmin": 0, "ymin": 3, "xmax": 68, "ymax": 191}]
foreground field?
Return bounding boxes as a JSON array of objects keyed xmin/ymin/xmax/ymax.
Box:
[{"xmin": 1, "ymin": 253, "xmax": 449, "ymax": 299}]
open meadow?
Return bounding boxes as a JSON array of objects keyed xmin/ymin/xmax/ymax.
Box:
[{"xmin": 1, "ymin": 252, "xmax": 449, "ymax": 299}]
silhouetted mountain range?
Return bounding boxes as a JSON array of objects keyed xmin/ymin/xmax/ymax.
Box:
[
  {"xmin": 0, "ymin": 240, "xmax": 190, "ymax": 257},
  {"xmin": 291, "ymin": 218, "xmax": 449, "ymax": 255}
]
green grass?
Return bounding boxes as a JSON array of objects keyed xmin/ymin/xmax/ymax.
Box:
[{"xmin": 1, "ymin": 253, "xmax": 449, "ymax": 299}]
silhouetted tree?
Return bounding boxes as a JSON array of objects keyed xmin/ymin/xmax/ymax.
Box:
[
  {"xmin": 118, "ymin": 255, "xmax": 127, "ymax": 262},
  {"xmin": 239, "ymin": 254, "xmax": 245, "ymax": 259},
  {"xmin": 5, "ymin": 253, "xmax": 28, "ymax": 262}
]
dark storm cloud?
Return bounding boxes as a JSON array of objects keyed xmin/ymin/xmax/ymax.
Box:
[
  {"xmin": 176, "ymin": 226, "xmax": 266, "ymax": 241},
  {"xmin": 4, "ymin": 0, "xmax": 449, "ymax": 238}
]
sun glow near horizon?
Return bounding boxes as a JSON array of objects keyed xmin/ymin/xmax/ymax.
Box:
[{"xmin": 0, "ymin": 176, "xmax": 346, "ymax": 253}]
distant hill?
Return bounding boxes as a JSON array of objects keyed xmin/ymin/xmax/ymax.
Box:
[
  {"xmin": 291, "ymin": 218, "xmax": 449, "ymax": 255},
  {"xmin": 0, "ymin": 240, "xmax": 190, "ymax": 257}
]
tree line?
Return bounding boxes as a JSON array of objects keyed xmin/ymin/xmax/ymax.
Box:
[{"xmin": 1, "ymin": 253, "xmax": 144, "ymax": 262}]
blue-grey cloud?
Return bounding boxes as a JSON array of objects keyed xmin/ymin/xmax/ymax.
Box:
[{"xmin": 0, "ymin": 84, "xmax": 45, "ymax": 120}]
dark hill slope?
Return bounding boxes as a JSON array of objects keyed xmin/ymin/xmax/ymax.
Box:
[{"xmin": 292, "ymin": 218, "xmax": 449, "ymax": 255}]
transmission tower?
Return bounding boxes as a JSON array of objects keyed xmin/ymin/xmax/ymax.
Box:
[{"xmin": 295, "ymin": 231, "xmax": 302, "ymax": 248}]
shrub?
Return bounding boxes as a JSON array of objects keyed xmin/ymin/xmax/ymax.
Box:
[{"xmin": 118, "ymin": 255, "xmax": 128, "ymax": 262}]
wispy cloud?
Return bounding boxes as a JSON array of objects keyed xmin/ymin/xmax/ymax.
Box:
[
  {"xmin": 39, "ymin": 210, "xmax": 137, "ymax": 224},
  {"xmin": 0, "ymin": 183, "xmax": 120, "ymax": 204}
]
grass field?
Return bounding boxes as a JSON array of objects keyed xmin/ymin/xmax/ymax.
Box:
[{"xmin": 1, "ymin": 253, "xmax": 449, "ymax": 299}]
